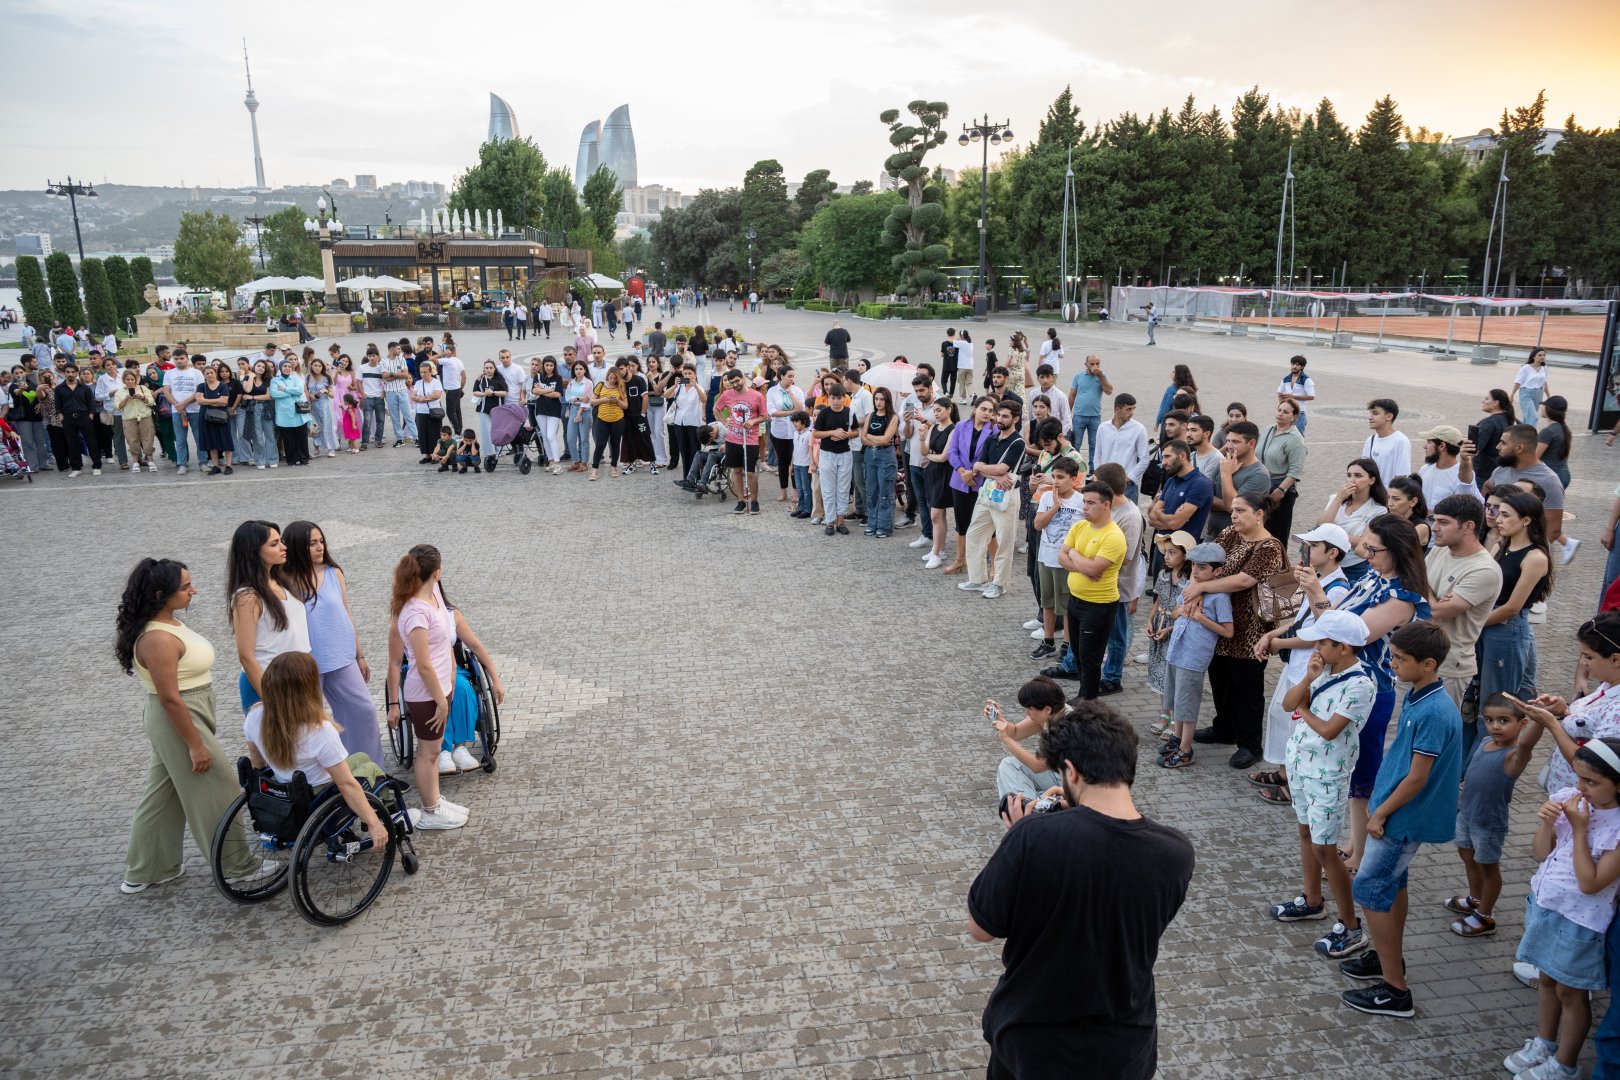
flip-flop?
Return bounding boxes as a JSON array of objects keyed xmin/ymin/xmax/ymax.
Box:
[
  {"xmin": 1247, "ymin": 770, "xmax": 1286, "ymax": 788},
  {"xmin": 1443, "ymin": 895, "xmax": 1479, "ymax": 916},
  {"xmin": 1256, "ymin": 784, "xmax": 1292, "ymax": 806}
]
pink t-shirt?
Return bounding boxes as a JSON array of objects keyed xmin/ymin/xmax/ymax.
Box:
[
  {"xmin": 715, "ymin": 388, "xmax": 766, "ymax": 446},
  {"xmin": 397, "ymin": 586, "xmax": 455, "ymax": 702}
]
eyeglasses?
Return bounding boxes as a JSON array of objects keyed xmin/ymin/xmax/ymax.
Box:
[{"xmin": 1361, "ymin": 544, "xmax": 1387, "ymax": 556}]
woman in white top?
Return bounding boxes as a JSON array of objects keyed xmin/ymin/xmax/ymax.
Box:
[
  {"xmin": 409, "ymin": 359, "xmax": 445, "ymax": 463},
  {"xmin": 644, "ymin": 355, "xmax": 670, "ymax": 468},
  {"xmin": 1514, "ymin": 347, "xmax": 1551, "ymax": 427},
  {"xmin": 243, "ymin": 652, "xmax": 387, "ymax": 848},
  {"xmin": 1315, "ymin": 457, "xmax": 1388, "ymax": 583},
  {"xmin": 228, "ymin": 520, "xmax": 311, "ymax": 713},
  {"xmin": 665, "ymin": 361, "xmax": 706, "ymax": 483},
  {"xmin": 954, "ymin": 330, "xmax": 976, "ymax": 402},
  {"xmin": 1038, "ymin": 327, "xmax": 1064, "ymax": 377}
]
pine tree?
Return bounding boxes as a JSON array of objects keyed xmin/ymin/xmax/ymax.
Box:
[
  {"xmin": 15, "ymin": 255, "xmax": 53, "ymax": 329},
  {"xmin": 104, "ymin": 255, "xmax": 141, "ymax": 331},
  {"xmin": 45, "ymin": 251, "xmax": 85, "ymax": 327},
  {"xmin": 81, "ymin": 258, "xmax": 118, "ymax": 335}
]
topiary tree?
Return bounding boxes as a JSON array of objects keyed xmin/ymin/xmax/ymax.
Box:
[
  {"xmin": 129, "ymin": 255, "xmax": 155, "ymax": 293},
  {"xmin": 45, "ymin": 251, "xmax": 86, "ymax": 328},
  {"xmin": 879, "ymin": 99, "xmax": 952, "ymax": 300},
  {"xmin": 15, "ymin": 255, "xmax": 53, "ymax": 330},
  {"xmin": 81, "ymin": 258, "xmax": 118, "ymax": 335},
  {"xmin": 104, "ymin": 255, "xmax": 140, "ymax": 331}
]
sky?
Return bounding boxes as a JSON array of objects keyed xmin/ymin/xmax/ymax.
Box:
[{"xmin": 7, "ymin": 0, "xmax": 1618, "ymax": 197}]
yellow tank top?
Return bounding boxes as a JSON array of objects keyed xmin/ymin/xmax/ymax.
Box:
[{"xmin": 133, "ymin": 620, "xmax": 215, "ymax": 693}]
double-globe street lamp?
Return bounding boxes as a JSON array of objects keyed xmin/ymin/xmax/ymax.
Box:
[
  {"xmin": 957, "ymin": 116, "xmax": 1013, "ymax": 317},
  {"xmin": 46, "ymin": 176, "xmax": 98, "ymax": 264},
  {"xmin": 302, "ymin": 194, "xmax": 343, "ymax": 313}
]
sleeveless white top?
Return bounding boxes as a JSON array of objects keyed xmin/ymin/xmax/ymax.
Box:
[{"xmin": 236, "ymin": 586, "xmax": 311, "ymax": 669}]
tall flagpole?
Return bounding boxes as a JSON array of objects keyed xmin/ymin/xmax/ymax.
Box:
[
  {"xmin": 1269, "ymin": 145, "xmax": 1295, "ymax": 334},
  {"xmin": 1482, "ymin": 153, "xmax": 1509, "ymax": 297}
]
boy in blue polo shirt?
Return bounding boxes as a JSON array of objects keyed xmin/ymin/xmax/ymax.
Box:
[{"xmin": 1339, "ymin": 621, "xmax": 1463, "ymax": 1018}]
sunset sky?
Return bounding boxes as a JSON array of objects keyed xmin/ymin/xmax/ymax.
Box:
[{"xmin": 8, "ymin": 0, "xmax": 1618, "ymax": 194}]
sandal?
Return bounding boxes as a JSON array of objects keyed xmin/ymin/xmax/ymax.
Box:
[
  {"xmin": 1247, "ymin": 769, "xmax": 1286, "ymax": 788},
  {"xmin": 1450, "ymin": 912, "xmax": 1497, "ymax": 938},
  {"xmin": 1443, "ymin": 895, "xmax": 1479, "ymax": 916},
  {"xmin": 1256, "ymin": 784, "xmax": 1292, "ymax": 806}
]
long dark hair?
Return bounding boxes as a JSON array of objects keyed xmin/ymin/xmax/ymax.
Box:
[
  {"xmin": 1542, "ymin": 395, "xmax": 1571, "ymax": 462},
  {"xmin": 280, "ymin": 520, "xmax": 342, "ymax": 604},
  {"xmin": 1487, "ymin": 388, "xmax": 1517, "ymax": 426},
  {"xmin": 226, "ymin": 520, "xmax": 287, "ymax": 631},
  {"xmin": 1171, "ymin": 363, "xmax": 1200, "ymax": 414},
  {"xmin": 1387, "ymin": 475, "xmax": 1429, "ymax": 522},
  {"xmin": 871, "ymin": 386, "xmax": 893, "ymax": 416},
  {"xmin": 1347, "ymin": 457, "xmax": 1390, "ymax": 508},
  {"xmin": 1494, "ymin": 490, "xmax": 1553, "ymax": 592},
  {"xmin": 115, "ymin": 558, "xmax": 187, "ymax": 675},
  {"xmin": 1364, "ymin": 514, "xmax": 1431, "ymax": 599}
]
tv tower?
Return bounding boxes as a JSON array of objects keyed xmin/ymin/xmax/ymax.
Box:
[{"xmin": 243, "ymin": 39, "xmax": 266, "ymax": 189}]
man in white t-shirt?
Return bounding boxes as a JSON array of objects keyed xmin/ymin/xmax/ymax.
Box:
[
  {"xmin": 379, "ymin": 343, "xmax": 416, "ymax": 443},
  {"xmin": 1277, "ymin": 355, "xmax": 1316, "ymax": 435},
  {"xmin": 1029, "ymin": 365, "xmax": 1070, "ymax": 436},
  {"xmin": 358, "ymin": 351, "xmax": 387, "ymax": 447},
  {"xmin": 438, "ymin": 347, "xmax": 466, "ymax": 432},
  {"xmin": 900, "ymin": 374, "xmax": 936, "ymax": 538},
  {"xmin": 1417, "ymin": 424, "xmax": 1477, "ymax": 507},
  {"xmin": 161, "ymin": 350, "xmax": 204, "ymax": 473},
  {"xmin": 494, "ymin": 349, "xmax": 527, "ymax": 408},
  {"xmin": 1361, "ymin": 398, "xmax": 1411, "ymax": 484},
  {"xmin": 1425, "ymin": 495, "xmax": 1503, "ymax": 730},
  {"xmin": 748, "ymin": 291, "xmax": 759, "ymax": 313}
]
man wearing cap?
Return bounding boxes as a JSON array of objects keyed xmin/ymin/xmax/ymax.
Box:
[
  {"xmin": 1417, "ymin": 425, "xmax": 1477, "ymax": 507},
  {"xmin": 1425, "ymin": 495, "xmax": 1502, "ymax": 755}
]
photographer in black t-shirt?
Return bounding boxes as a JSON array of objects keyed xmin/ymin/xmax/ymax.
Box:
[{"xmin": 969, "ymin": 700, "xmax": 1195, "ymax": 1080}]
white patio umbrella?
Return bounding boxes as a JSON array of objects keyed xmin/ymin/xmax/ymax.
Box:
[
  {"xmin": 337, "ymin": 276, "xmax": 383, "ymax": 291},
  {"xmin": 290, "ymin": 276, "xmax": 327, "ymax": 292},
  {"xmin": 370, "ymin": 275, "xmax": 421, "ymax": 291},
  {"xmin": 585, "ymin": 272, "xmax": 624, "ymax": 289},
  {"xmin": 241, "ymin": 275, "xmax": 300, "ymax": 293}
]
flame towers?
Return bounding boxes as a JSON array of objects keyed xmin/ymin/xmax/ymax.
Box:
[
  {"xmin": 488, "ymin": 93, "xmax": 520, "ymax": 141},
  {"xmin": 574, "ymin": 105, "xmax": 637, "ymax": 190}
]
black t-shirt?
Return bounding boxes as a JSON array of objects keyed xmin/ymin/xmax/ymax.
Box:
[
  {"xmin": 865, "ymin": 410, "xmax": 894, "ymax": 443},
  {"xmin": 968, "ymin": 806, "xmax": 1193, "ymax": 1079},
  {"xmin": 624, "ymin": 374, "xmax": 648, "ymax": 418},
  {"xmin": 475, "ymin": 374, "xmax": 507, "ymax": 414},
  {"xmin": 815, "ymin": 405, "xmax": 853, "ymax": 454},
  {"xmin": 531, "ymin": 374, "xmax": 563, "ymax": 418},
  {"xmin": 825, "ymin": 327, "xmax": 851, "ymax": 360},
  {"xmin": 941, "ymin": 339, "xmax": 959, "ymax": 367}
]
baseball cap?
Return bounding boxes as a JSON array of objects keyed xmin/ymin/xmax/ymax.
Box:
[
  {"xmin": 1298, "ymin": 609, "xmax": 1371, "ymax": 647},
  {"xmin": 1419, "ymin": 424, "xmax": 1464, "ymax": 447},
  {"xmin": 1187, "ymin": 542, "xmax": 1227, "ymax": 566},
  {"xmin": 1155, "ymin": 530, "xmax": 1197, "ymax": 554},
  {"xmin": 1294, "ymin": 523, "xmax": 1352, "ymax": 553}
]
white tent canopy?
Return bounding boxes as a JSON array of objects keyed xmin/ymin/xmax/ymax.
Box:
[
  {"xmin": 240, "ymin": 276, "xmax": 300, "ymax": 294},
  {"xmin": 371, "ymin": 275, "xmax": 421, "ymax": 291},
  {"xmin": 584, "ymin": 273, "xmax": 624, "ymax": 289}
]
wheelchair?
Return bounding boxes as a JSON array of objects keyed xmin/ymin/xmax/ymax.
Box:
[
  {"xmin": 210, "ymin": 757, "xmax": 419, "ymax": 927},
  {"xmin": 385, "ymin": 640, "xmax": 500, "ymax": 773}
]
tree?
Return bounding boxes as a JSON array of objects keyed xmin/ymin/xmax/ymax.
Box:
[
  {"xmin": 173, "ymin": 210, "xmax": 254, "ymax": 293},
  {"xmin": 540, "ymin": 167, "xmax": 583, "ymax": 240},
  {"xmin": 1549, "ymin": 118, "xmax": 1620, "ymax": 287},
  {"xmin": 1228, "ymin": 87, "xmax": 1294, "ymax": 283},
  {"xmin": 15, "ymin": 255, "xmax": 53, "ymax": 329},
  {"xmin": 262, "ymin": 205, "xmax": 321, "ymax": 277},
  {"xmin": 581, "ymin": 165, "xmax": 624, "ymax": 246},
  {"xmin": 738, "ymin": 159, "xmax": 797, "ymax": 266},
  {"xmin": 619, "ymin": 233, "xmax": 655, "ymax": 275},
  {"xmin": 44, "ymin": 252, "xmax": 85, "ymax": 327},
  {"xmin": 570, "ymin": 218, "xmax": 624, "ymax": 280},
  {"xmin": 794, "ymin": 169, "xmax": 839, "ymax": 221},
  {"xmin": 946, "ymin": 158, "xmax": 1018, "ymax": 299},
  {"xmin": 1475, "ymin": 90, "xmax": 1559, "ymax": 289},
  {"xmin": 758, "ymin": 248, "xmax": 807, "ymax": 296},
  {"xmin": 1009, "ymin": 86, "xmax": 1091, "ymax": 306},
  {"xmin": 879, "ymin": 99, "xmax": 952, "ymax": 297},
  {"xmin": 80, "ymin": 258, "xmax": 117, "ymax": 335},
  {"xmin": 802, "ymin": 192, "xmax": 904, "ymax": 301},
  {"xmin": 129, "ymin": 255, "xmax": 155, "ymax": 294},
  {"xmin": 1349, "ymin": 96, "xmax": 1425, "ymax": 284},
  {"xmin": 648, "ymin": 188, "xmax": 742, "ymax": 284},
  {"xmin": 448, "ymin": 137, "xmax": 549, "ymax": 230},
  {"xmin": 1288, "ymin": 100, "xmax": 1355, "ymax": 286},
  {"xmin": 849, "ymin": 179, "xmax": 874, "ymax": 196},
  {"xmin": 104, "ymin": 255, "xmax": 140, "ymax": 331}
]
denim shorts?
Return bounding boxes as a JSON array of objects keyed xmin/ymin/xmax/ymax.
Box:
[
  {"xmin": 1454, "ymin": 811, "xmax": 1508, "ymax": 864},
  {"xmin": 1351, "ymin": 834, "xmax": 1424, "ymax": 912},
  {"xmin": 1518, "ymin": 894, "xmax": 1607, "ymax": 990}
]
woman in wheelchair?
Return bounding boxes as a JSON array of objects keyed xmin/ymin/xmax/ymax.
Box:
[
  {"xmin": 243, "ymin": 652, "xmax": 390, "ymax": 850},
  {"xmin": 387, "ymin": 544, "xmax": 505, "ymax": 830}
]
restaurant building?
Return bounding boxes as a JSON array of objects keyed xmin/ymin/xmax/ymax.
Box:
[{"xmin": 331, "ymin": 234, "xmax": 591, "ymax": 307}]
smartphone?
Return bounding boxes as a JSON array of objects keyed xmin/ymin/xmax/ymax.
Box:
[
  {"xmin": 1466, "ymin": 424, "xmax": 1480, "ymax": 447},
  {"xmin": 987, "ymin": 704, "xmax": 1002, "ymax": 724}
]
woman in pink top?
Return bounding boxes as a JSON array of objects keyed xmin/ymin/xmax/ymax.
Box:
[{"xmin": 385, "ymin": 544, "xmax": 505, "ymax": 830}]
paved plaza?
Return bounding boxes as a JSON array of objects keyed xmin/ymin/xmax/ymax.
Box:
[{"xmin": 2, "ymin": 307, "xmax": 1615, "ymax": 1079}]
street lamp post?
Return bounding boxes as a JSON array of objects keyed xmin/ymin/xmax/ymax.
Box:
[
  {"xmin": 243, "ymin": 212, "xmax": 267, "ymax": 268},
  {"xmin": 957, "ymin": 116, "xmax": 1013, "ymax": 318},
  {"xmin": 303, "ymin": 195, "xmax": 344, "ymax": 313},
  {"xmin": 746, "ymin": 227, "xmax": 757, "ymax": 299},
  {"xmin": 46, "ymin": 177, "xmax": 98, "ymax": 264}
]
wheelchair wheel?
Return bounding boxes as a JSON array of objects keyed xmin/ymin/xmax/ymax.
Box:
[
  {"xmin": 211, "ymin": 792, "xmax": 290, "ymax": 904},
  {"xmin": 473, "ymin": 664, "xmax": 501, "ymax": 761},
  {"xmin": 290, "ymin": 791, "xmax": 397, "ymax": 927},
  {"xmin": 387, "ymin": 714, "xmax": 415, "ymax": 769}
]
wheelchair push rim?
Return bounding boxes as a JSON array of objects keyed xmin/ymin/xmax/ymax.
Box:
[
  {"xmin": 289, "ymin": 791, "xmax": 398, "ymax": 927},
  {"xmin": 211, "ymin": 791, "xmax": 291, "ymax": 904}
]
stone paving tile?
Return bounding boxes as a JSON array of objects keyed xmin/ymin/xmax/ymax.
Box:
[{"xmin": 1, "ymin": 310, "xmax": 1613, "ymax": 1078}]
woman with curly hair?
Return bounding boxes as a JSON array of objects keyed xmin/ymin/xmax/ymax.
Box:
[{"xmin": 116, "ymin": 557, "xmax": 273, "ymax": 895}]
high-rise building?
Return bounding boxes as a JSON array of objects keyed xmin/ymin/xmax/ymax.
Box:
[
  {"xmin": 354, "ymin": 174, "xmax": 377, "ymax": 191},
  {"xmin": 16, "ymin": 233, "xmax": 52, "ymax": 259},
  {"xmin": 575, "ymin": 121, "xmax": 601, "ymax": 189},
  {"xmin": 488, "ymin": 93, "xmax": 520, "ymax": 142},
  {"xmin": 243, "ymin": 39, "xmax": 266, "ymax": 189},
  {"xmin": 574, "ymin": 106, "xmax": 637, "ymax": 190}
]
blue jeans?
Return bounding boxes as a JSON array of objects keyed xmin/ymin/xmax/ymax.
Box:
[
  {"xmin": 1123, "ymin": 481, "xmax": 1139, "ymax": 505},
  {"xmin": 361, "ymin": 396, "xmax": 385, "ymax": 445},
  {"xmin": 170, "ymin": 412, "xmax": 198, "ymax": 467},
  {"xmin": 1518, "ymin": 388, "xmax": 1544, "ymax": 427},
  {"xmin": 1102, "ymin": 601, "xmax": 1132, "ymax": 684},
  {"xmin": 1478, "ymin": 612, "xmax": 1533, "ymax": 702},
  {"xmin": 1072, "ymin": 413, "xmax": 1101, "ymax": 467},
  {"xmin": 864, "ymin": 447, "xmax": 897, "ymax": 533},
  {"xmin": 793, "ymin": 464, "xmax": 812, "ymax": 515},
  {"xmin": 1296, "ymin": 411, "xmax": 1308, "ymax": 436},
  {"xmin": 566, "ymin": 413, "xmax": 590, "ymax": 462},
  {"xmin": 384, "ymin": 390, "xmax": 416, "ymax": 441}
]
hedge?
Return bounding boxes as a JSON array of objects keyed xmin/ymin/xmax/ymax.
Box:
[{"xmin": 853, "ymin": 302, "xmax": 973, "ymax": 320}]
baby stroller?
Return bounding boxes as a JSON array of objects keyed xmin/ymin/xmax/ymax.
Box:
[
  {"xmin": 485, "ymin": 402, "xmax": 534, "ymax": 474},
  {"xmin": 0, "ymin": 419, "xmax": 32, "ymax": 482}
]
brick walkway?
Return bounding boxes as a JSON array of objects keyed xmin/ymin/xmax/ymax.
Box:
[{"xmin": 1, "ymin": 310, "xmax": 1612, "ymax": 1078}]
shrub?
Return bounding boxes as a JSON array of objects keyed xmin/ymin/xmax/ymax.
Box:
[
  {"xmin": 803, "ymin": 300, "xmax": 838, "ymax": 313},
  {"xmin": 45, "ymin": 252, "xmax": 85, "ymax": 327},
  {"xmin": 15, "ymin": 255, "xmax": 53, "ymax": 329}
]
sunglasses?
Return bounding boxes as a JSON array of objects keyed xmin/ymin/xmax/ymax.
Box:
[{"xmin": 1581, "ymin": 620, "xmax": 1620, "ymax": 656}]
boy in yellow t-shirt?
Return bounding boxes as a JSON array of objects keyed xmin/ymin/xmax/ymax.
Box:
[{"xmin": 1059, "ymin": 481, "xmax": 1128, "ymax": 700}]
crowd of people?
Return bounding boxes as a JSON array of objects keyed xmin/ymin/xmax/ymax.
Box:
[{"xmin": 73, "ymin": 308, "xmax": 1620, "ymax": 1076}]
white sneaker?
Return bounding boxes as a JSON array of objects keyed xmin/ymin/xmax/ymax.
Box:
[
  {"xmin": 92, "ymin": 467, "xmax": 102, "ymax": 476},
  {"xmin": 176, "ymin": 466, "xmax": 187, "ymax": 475},
  {"xmin": 958, "ymin": 580, "xmax": 987, "ymax": 592},
  {"xmin": 982, "ymin": 584, "xmax": 1004, "ymax": 599},
  {"xmin": 223, "ymin": 858, "xmax": 280, "ymax": 887},
  {"xmin": 268, "ymin": 462, "xmax": 278, "ymax": 468},
  {"xmin": 120, "ymin": 866, "xmax": 185, "ymax": 894},
  {"xmin": 415, "ymin": 805, "xmax": 466, "ymax": 830},
  {"xmin": 451, "ymin": 745, "xmax": 480, "ymax": 771},
  {"xmin": 1513, "ymin": 961, "xmax": 1541, "ymax": 988},
  {"xmin": 438, "ymin": 796, "xmax": 470, "ymax": 819},
  {"xmin": 68, "ymin": 470, "xmax": 80, "ymax": 478},
  {"xmin": 908, "ymin": 536, "xmax": 931, "ymax": 549},
  {"xmin": 1505, "ymin": 1037, "xmax": 1556, "ymax": 1074},
  {"xmin": 924, "ymin": 553, "xmax": 944, "ymax": 569},
  {"xmin": 1561, "ymin": 537, "xmax": 1580, "ymax": 565},
  {"xmin": 437, "ymin": 750, "xmax": 458, "ymax": 775},
  {"xmin": 1022, "ymin": 618, "xmax": 1043, "ymax": 630},
  {"xmin": 1032, "ymin": 627, "xmax": 1047, "ymax": 640},
  {"xmin": 327, "ymin": 450, "xmax": 336, "ymax": 458},
  {"xmin": 1134, "ymin": 653, "xmax": 1150, "ymax": 664},
  {"xmin": 406, "ymin": 808, "xmax": 423, "ymax": 828}
]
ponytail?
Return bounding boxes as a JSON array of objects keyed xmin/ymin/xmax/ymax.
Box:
[{"xmin": 390, "ymin": 544, "xmax": 442, "ymax": 616}]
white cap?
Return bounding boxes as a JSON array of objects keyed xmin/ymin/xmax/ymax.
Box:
[
  {"xmin": 1298, "ymin": 610, "xmax": 1371, "ymax": 647},
  {"xmin": 1294, "ymin": 523, "xmax": 1352, "ymax": 554}
]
